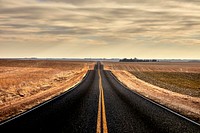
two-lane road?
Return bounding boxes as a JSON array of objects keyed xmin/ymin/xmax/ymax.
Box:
[{"xmin": 1, "ymin": 62, "xmax": 200, "ymax": 133}]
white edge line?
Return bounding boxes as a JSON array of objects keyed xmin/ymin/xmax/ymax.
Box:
[
  {"xmin": 0, "ymin": 71, "xmax": 89, "ymax": 126},
  {"xmin": 109, "ymin": 71, "xmax": 200, "ymax": 126}
]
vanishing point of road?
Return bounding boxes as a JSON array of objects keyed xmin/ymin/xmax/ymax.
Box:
[{"xmin": 1, "ymin": 62, "xmax": 200, "ymax": 133}]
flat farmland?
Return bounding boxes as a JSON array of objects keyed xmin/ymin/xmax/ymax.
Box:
[
  {"xmin": 104, "ymin": 62, "xmax": 200, "ymax": 73},
  {"xmin": 0, "ymin": 59, "xmax": 94, "ymax": 122},
  {"xmin": 103, "ymin": 62, "xmax": 200, "ymax": 122},
  {"xmin": 104, "ymin": 62, "xmax": 200, "ymax": 97},
  {"xmin": 131, "ymin": 71, "xmax": 200, "ymax": 97}
]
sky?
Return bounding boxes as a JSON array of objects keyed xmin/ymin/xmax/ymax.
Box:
[{"xmin": 0, "ymin": 0, "xmax": 200, "ymax": 59}]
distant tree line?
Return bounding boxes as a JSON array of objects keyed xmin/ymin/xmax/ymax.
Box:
[{"xmin": 119, "ymin": 58, "xmax": 158, "ymax": 62}]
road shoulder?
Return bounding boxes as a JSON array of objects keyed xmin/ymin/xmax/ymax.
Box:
[{"xmin": 111, "ymin": 70, "xmax": 200, "ymax": 123}]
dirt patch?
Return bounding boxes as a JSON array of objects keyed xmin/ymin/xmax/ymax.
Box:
[{"xmin": 0, "ymin": 59, "xmax": 94, "ymax": 122}]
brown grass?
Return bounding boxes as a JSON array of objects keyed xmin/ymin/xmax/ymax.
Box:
[
  {"xmin": 0, "ymin": 59, "xmax": 94, "ymax": 122},
  {"xmin": 104, "ymin": 62, "xmax": 200, "ymax": 73},
  {"xmin": 103, "ymin": 62, "xmax": 200, "ymax": 123},
  {"xmin": 131, "ymin": 72, "xmax": 200, "ymax": 97},
  {"xmin": 104, "ymin": 62, "xmax": 200, "ymax": 97}
]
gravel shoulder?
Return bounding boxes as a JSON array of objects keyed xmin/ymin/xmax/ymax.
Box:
[{"xmin": 111, "ymin": 70, "xmax": 200, "ymax": 123}]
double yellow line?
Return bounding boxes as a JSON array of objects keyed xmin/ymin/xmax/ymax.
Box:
[{"xmin": 96, "ymin": 69, "xmax": 108, "ymax": 133}]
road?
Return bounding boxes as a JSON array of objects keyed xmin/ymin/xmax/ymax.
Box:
[{"xmin": 1, "ymin": 62, "xmax": 200, "ymax": 133}]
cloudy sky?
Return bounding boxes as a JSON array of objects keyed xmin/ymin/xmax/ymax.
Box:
[{"xmin": 0, "ymin": 0, "xmax": 200, "ymax": 59}]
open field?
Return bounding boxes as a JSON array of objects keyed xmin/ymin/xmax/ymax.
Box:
[
  {"xmin": 104, "ymin": 62, "xmax": 200, "ymax": 73},
  {"xmin": 104, "ymin": 62, "xmax": 200, "ymax": 97},
  {"xmin": 0, "ymin": 59, "xmax": 94, "ymax": 122},
  {"xmin": 131, "ymin": 72, "xmax": 200, "ymax": 97},
  {"xmin": 103, "ymin": 62, "xmax": 200, "ymax": 122}
]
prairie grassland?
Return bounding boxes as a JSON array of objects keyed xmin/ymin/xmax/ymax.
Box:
[
  {"xmin": 131, "ymin": 72, "xmax": 200, "ymax": 97},
  {"xmin": 0, "ymin": 59, "xmax": 94, "ymax": 122},
  {"xmin": 104, "ymin": 62, "xmax": 200, "ymax": 97},
  {"xmin": 104, "ymin": 62, "xmax": 200, "ymax": 73},
  {"xmin": 103, "ymin": 62, "xmax": 200, "ymax": 122}
]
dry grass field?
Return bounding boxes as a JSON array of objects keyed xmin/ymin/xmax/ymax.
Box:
[
  {"xmin": 131, "ymin": 72, "xmax": 200, "ymax": 97},
  {"xmin": 103, "ymin": 62, "xmax": 200, "ymax": 122},
  {"xmin": 0, "ymin": 59, "xmax": 94, "ymax": 122},
  {"xmin": 104, "ymin": 62, "xmax": 200, "ymax": 73},
  {"xmin": 104, "ymin": 62, "xmax": 200, "ymax": 97}
]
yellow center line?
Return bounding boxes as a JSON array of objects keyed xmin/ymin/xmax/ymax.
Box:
[
  {"xmin": 96, "ymin": 76, "xmax": 102, "ymax": 133},
  {"xmin": 96, "ymin": 68, "xmax": 108, "ymax": 133}
]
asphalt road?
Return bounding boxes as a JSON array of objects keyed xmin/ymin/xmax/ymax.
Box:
[
  {"xmin": 0, "ymin": 66, "xmax": 99, "ymax": 132},
  {"xmin": 101, "ymin": 66, "xmax": 200, "ymax": 133},
  {"xmin": 1, "ymin": 63, "xmax": 200, "ymax": 133}
]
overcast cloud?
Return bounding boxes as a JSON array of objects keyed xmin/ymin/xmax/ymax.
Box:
[{"xmin": 0, "ymin": 0, "xmax": 200, "ymax": 58}]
